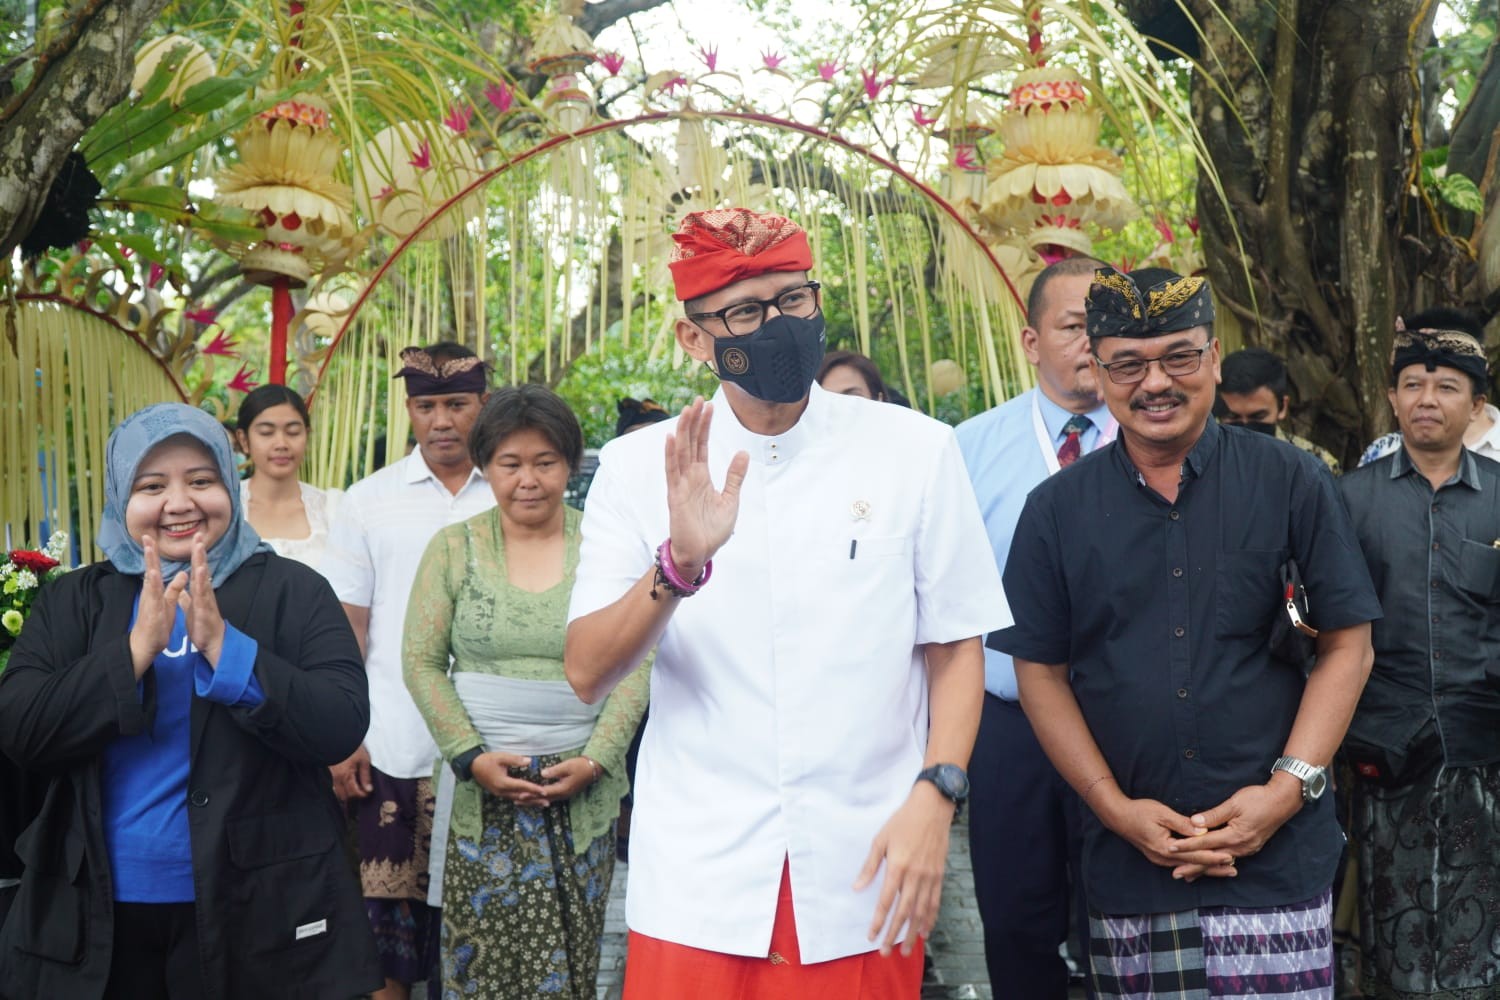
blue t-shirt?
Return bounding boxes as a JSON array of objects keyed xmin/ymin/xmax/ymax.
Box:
[{"xmin": 102, "ymin": 603, "xmax": 263, "ymax": 903}]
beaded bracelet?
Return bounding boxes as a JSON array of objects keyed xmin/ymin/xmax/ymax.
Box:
[
  {"xmin": 650, "ymin": 539, "xmax": 712, "ymax": 600},
  {"xmin": 583, "ymin": 756, "xmax": 601, "ymax": 783}
]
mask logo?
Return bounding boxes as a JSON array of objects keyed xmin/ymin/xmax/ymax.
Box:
[{"xmin": 721, "ymin": 347, "xmax": 751, "ymax": 375}]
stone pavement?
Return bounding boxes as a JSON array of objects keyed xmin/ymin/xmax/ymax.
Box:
[{"xmin": 593, "ymin": 817, "xmax": 1046, "ymax": 1000}]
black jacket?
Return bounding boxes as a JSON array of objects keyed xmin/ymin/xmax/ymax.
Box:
[{"xmin": 0, "ymin": 554, "xmax": 382, "ymax": 1000}]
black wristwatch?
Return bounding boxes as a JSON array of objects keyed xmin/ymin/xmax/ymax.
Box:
[
  {"xmin": 916, "ymin": 764, "xmax": 970, "ymax": 808},
  {"xmin": 450, "ymin": 746, "xmax": 484, "ymax": 782}
]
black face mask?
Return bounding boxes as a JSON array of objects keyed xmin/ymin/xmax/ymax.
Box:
[
  {"xmin": 1240, "ymin": 421, "xmax": 1279, "ymax": 436},
  {"xmin": 711, "ymin": 313, "xmax": 826, "ymax": 404}
]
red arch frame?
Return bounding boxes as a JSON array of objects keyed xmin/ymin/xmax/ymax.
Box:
[{"xmin": 309, "ymin": 110, "xmax": 1024, "ymax": 403}]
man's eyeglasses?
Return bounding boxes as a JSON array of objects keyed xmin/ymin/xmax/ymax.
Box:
[
  {"xmin": 1093, "ymin": 340, "xmax": 1214, "ymax": 385},
  {"xmin": 688, "ymin": 281, "xmax": 822, "ymax": 336}
]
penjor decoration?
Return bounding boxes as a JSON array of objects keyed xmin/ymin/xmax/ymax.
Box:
[{"xmin": 978, "ymin": 5, "xmax": 1136, "ymax": 263}]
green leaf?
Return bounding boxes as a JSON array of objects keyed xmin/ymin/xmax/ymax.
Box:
[
  {"xmin": 187, "ymin": 202, "xmax": 265, "ymax": 243},
  {"xmin": 1421, "ymin": 146, "xmax": 1448, "ymax": 170},
  {"xmin": 1437, "ymin": 173, "xmax": 1484, "ymax": 214},
  {"xmin": 110, "ymin": 185, "xmax": 189, "ymax": 214}
]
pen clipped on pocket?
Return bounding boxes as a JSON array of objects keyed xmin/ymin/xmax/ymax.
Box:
[{"xmin": 1269, "ymin": 558, "xmax": 1318, "ymax": 673}]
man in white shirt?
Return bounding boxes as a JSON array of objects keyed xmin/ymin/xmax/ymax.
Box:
[
  {"xmin": 322, "ymin": 342, "xmax": 495, "ymax": 1000},
  {"xmin": 565, "ymin": 208, "xmax": 1010, "ymax": 999},
  {"xmin": 955, "ymin": 255, "xmax": 1109, "ymax": 999}
]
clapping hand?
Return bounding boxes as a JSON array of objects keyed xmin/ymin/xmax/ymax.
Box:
[
  {"xmin": 179, "ymin": 534, "xmax": 227, "ymax": 666},
  {"xmin": 129, "ymin": 535, "xmax": 189, "ymax": 678},
  {"xmin": 664, "ymin": 398, "xmax": 750, "ymax": 578}
]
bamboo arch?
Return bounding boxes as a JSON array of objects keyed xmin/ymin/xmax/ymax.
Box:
[
  {"xmin": 1, "ymin": 297, "xmax": 190, "ymax": 560},
  {"xmin": 303, "ymin": 111, "xmax": 1035, "ymax": 488}
]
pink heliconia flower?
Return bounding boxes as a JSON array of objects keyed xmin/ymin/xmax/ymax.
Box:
[
  {"xmin": 816, "ymin": 61, "xmax": 839, "ymax": 82},
  {"xmin": 1154, "ymin": 215, "xmax": 1176, "ymax": 244},
  {"xmin": 662, "ymin": 75, "xmax": 689, "ymax": 95},
  {"xmin": 183, "ymin": 306, "xmax": 218, "ymax": 326},
  {"xmin": 483, "ymin": 81, "xmax": 515, "ymax": 113},
  {"xmin": 913, "ymin": 104, "xmax": 939, "ymax": 128},
  {"xmin": 227, "ymin": 364, "xmax": 259, "ymax": 394},
  {"xmin": 375, "ymin": 185, "xmax": 393, "ymax": 201},
  {"xmin": 443, "ymin": 102, "xmax": 473, "ymax": 134},
  {"xmin": 699, "ymin": 45, "xmax": 718, "ymax": 72},
  {"xmin": 762, "ymin": 51, "xmax": 785, "ymax": 71},
  {"xmin": 147, "ymin": 262, "xmax": 166, "ymax": 288},
  {"xmin": 860, "ymin": 66, "xmax": 892, "ymax": 101},
  {"xmin": 953, "ymin": 147, "xmax": 979, "ymax": 171},
  {"xmin": 202, "ymin": 330, "xmax": 239, "ymax": 357},
  {"xmin": 409, "ymin": 140, "xmax": 432, "ymax": 170},
  {"xmin": 599, "ymin": 51, "xmax": 626, "ymax": 76}
]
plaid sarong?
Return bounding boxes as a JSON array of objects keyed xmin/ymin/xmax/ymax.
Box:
[{"xmin": 1089, "ymin": 888, "xmax": 1334, "ymax": 999}]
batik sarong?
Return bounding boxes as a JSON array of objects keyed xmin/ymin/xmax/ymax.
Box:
[
  {"xmin": 439, "ymin": 751, "xmax": 616, "ymax": 1000},
  {"xmin": 1088, "ymin": 888, "xmax": 1334, "ymax": 999},
  {"xmin": 1353, "ymin": 762, "xmax": 1500, "ymax": 999}
]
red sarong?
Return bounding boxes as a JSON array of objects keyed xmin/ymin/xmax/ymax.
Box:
[{"xmin": 622, "ymin": 860, "xmax": 924, "ymax": 999}]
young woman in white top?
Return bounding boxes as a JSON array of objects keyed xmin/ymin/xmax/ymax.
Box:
[{"xmin": 234, "ymin": 385, "xmax": 344, "ymax": 573}]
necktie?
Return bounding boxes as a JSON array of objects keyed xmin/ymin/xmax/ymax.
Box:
[{"xmin": 1057, "ymin": 414, "xmax": 1092, "ymax": 468}]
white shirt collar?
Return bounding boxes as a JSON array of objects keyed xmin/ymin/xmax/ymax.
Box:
[
  {"xmin": 404, "ymin": 447, "xmax": 485, "ymax": 492},
  {"xmin": 709, "ymin": 383, "xmax": 826, "ymax": 466}
]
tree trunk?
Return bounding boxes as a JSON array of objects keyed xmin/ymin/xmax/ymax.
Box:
[
  {"xmin": 1126, "ymin": 0, "xmax": 1474, "ymax": 465},
  {"xmin": 0, "ymin": 0, "xmax": 170, "ymax": 257}
]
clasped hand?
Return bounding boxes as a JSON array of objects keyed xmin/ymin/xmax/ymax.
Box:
[
  {"xmin": 664, "ymin": 398, "xmax": 749, "ymax": 577},
  {"xmin": 129, "ymin": 534, "xmax": 226, "ymax": 678},
  {"xmin": 470, "ymin": 752, "xmax": 597, "ymax": 808},
  {"xmin": 1104, "ymin": 782, "xmax": 1301, "ymax": 882}
]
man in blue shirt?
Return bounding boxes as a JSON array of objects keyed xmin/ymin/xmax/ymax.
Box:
[{"xmin": 956, "ymin": 255, "xmax": 1112, "ymax": 998}]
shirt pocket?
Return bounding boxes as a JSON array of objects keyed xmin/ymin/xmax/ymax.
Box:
[
  {"xmin": 1216, "ymin": 547, "xmax": 1289, "ymax": 639},
  {"xmin": 1457, "ymin": 539, "xmax": 1500, "ymax": 602}
]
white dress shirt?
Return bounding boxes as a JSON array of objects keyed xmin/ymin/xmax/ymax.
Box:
[
  {"xmin": 568, "ymin": 384, "xmax": 1011, "ymax": 964},
  {"xmin": 323, "ymin": 449, "xmax": 495, "ymax": 779}
]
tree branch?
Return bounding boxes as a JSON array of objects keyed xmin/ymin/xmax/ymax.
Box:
[
  {"xmin": 577, "ymin": 0, "xmax": 672, "ymax": 38},
  {"xmin": 0, "ymin": 0, "xmax": 171, "ymax": 256}
]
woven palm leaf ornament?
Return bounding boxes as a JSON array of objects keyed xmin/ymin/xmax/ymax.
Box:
[{"xmin": 978, "ymin": 3, "xmax": 1139, "ymax": 264}]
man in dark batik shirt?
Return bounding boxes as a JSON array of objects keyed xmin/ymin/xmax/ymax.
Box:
[
  {"xmin": 1338, "ymin": 319, "xmax": 1500, "ymax": 1000},
  {"xmin": 991, "ymin": 265, "xmax": 1381, "ymax": 1000}
]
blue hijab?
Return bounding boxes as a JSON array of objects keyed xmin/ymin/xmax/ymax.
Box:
[{"xmin": 97, "ymin": 403, "xmax": 268, "ymax": 587}]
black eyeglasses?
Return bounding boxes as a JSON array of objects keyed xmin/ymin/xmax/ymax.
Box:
[
  {"xmin": 1093, "ymin": 340, "xmax": 1214, "ymax": 385},
  {"xmin": 688, "ymin": 281, "xmax": 822, "ymax": 336}
]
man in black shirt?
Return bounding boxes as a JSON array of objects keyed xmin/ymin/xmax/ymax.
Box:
[
  {"xmin": 1337, "ymin": 322, "xmax": 1500, "ymax": 999},
  {"xmin": 992, "ymin": 266, "xmax": 1380, "ymax": 999}
]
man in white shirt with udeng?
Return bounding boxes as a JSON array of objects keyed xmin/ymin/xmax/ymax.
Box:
[
  {"xmin": 565, "ymin": 208, "xmax": 1010, "ymax": 998},
  {"xmin": 322, "ymin": 342, "xmax": 496, "ymax": 1000}
]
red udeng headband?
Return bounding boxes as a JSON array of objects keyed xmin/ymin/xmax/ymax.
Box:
[{"xmin": 669, "ymin": 208, "xmax": 814, "ymax": 301}]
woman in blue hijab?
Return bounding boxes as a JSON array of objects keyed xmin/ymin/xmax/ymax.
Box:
[{"xmin": 0, "ymin": 403, "xmax": 380, "ymax": 1000}]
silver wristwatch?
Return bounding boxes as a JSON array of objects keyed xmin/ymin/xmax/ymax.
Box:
[{"xmin": 1271, "ymin": 756, "xmax": 1328, "ymax": 803}]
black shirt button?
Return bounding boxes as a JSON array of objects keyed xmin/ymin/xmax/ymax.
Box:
[
  {"xmin": 1184, "ymin": 749, "xmax": 1196, "ymax": 759},
  {"xmin": 1433, "ymin": 651, "xmax": 1443, "ymax": 660},
  {"xmin": 189, "ymin": 790, "xmax": 209, "ymax": 808},
  {"xmin": 1177, "ymin": 688, "xmax": 1188, "ymax": 699},
  {"xmin": 1433, "ymin": 615, "xmax": 1440, "ymax": 624},
  {"xmin": 1169, "ymin": 510, "xmax": 1181, "ymax": 521},
  {"xmin": 1172, "ymin": 567, "xmax": 1184, "ymax": 578},
  {"xmin": 1173, "ymin": 626, "xmax": 1186, "ymax": 638},
  {"xmin": 1432, "ymin": 543, "xmax": 1440, "ymax": 551},
  {"xmin": 1432, "ymin": 579, "xmax": 1440, "ymax": 589}
]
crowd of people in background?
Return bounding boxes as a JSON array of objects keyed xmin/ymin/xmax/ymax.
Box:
[{"xmin": 0, "ymin": 206, "xmax": 1495, "ymax": 1000}]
